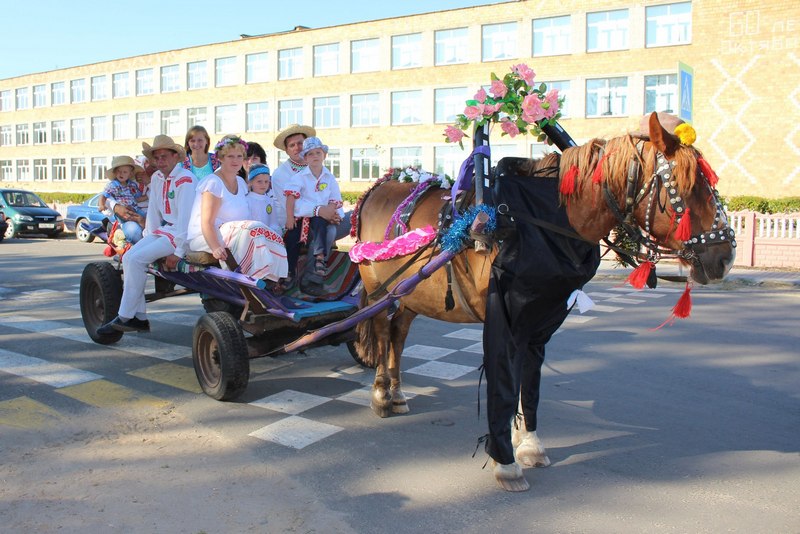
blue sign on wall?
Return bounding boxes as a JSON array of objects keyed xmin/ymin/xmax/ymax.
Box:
[{"xmin": 678, "ymin": 62, "xmax": 693, "ymax": 124}]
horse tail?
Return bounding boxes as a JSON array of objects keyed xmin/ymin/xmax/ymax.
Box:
[{"xmin": 353, "ymin": 288, "xmax": 380, "ymax": 368}]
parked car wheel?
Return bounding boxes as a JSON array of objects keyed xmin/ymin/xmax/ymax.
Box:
[
  {"xmin": 4, "ymin": 219, "xmax": 17, "ymax": 239},
  {"xmin": 75, "ymin": 218, "xmax": 95, "ymax": 242}
]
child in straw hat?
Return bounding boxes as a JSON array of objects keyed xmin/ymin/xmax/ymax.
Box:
[{"xmin": 100, "ymin": 155, "xmax": 147, "ymax": 244}]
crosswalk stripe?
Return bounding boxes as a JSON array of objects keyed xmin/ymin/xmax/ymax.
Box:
[
  {"xmin": 590, "ymin": 304, "xmax": 624, "ymax": 312},
  {"xmin": 605, "ymin": 297, "xmax": 647, "ymax": 304},
  {"xmin": 0, "ymin": 348, "xmax": 102, "ymax": 387},
  {"xmin": 0, "ymin": 396, "xmax": 66, "ymax": 429},
  {"xmin": 0, "ymin": 315, "xmax": 189, "ymax": 361},
  {"xmin": 128, "ymin": 362, "xmax": 202, "ymax": 393},
  {"xmin": 56, "ymin": 379, "xmax": 170, "ymax": 409}
]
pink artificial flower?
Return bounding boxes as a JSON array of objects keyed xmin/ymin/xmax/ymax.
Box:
[
  {"xmin": 482, "ymin": 102, "xmax": 503, "ymax": 116},
  {"xmin": 490, "ymin": 79, "xmax": 508, "ymax": 99},
  {"xmin": 474, "ymin": 87, "xmax": 487, "ymax": 104},
  {"xmin": 444, "ymin": 125, "xmax": 466, "ymax": 143},
  {"xmin": 500, "ymin": 119, "xmax": 520, "ymax": 138},
  {"xmin": 543, "ymin": 89, "xmax": 560, "ymax": 119},
  {"xmin": 521, "ymin": 94, "xmax": 546, "ymax": 123},
  {"xmin": 464, "ymin": 105, "xmax": 482, "ymax": 120},
  {"xmin": 512, "ymin": 63, "xmax": 536, "ymax": 86}
]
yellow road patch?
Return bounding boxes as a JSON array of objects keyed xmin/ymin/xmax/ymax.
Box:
[
  {"xmin": 56, "ymin": 379, "xmax": 169, "ymax": 409},
  {"xmin": 0, "ymin": 396, "xmax": 65, "ymax": 429},
  {"xmin": 128, "ymin": 362, "xmax": 202, "ymax": 393}
]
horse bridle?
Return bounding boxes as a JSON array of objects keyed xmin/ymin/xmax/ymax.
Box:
[{"xmin": 603, "ymin": 141, "xmax": 736, "ymax": 266}]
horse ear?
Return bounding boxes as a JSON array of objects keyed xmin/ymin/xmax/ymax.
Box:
[{"xmin": 648, "ymin": 112, "xmax": 679, "ymax": 156}]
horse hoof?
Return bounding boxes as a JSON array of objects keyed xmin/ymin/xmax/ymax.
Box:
[
  {"xmin": 390, "ymin": 388, "xmax": 409, "ymax": 414},
  {"xmin": 513, "ymin": 431, "xmax": 551, "ymax": 468},
  {"xmin": 391, "ymin": 401, "xmax": 409, "ymax": 414},
  {"xmin": 492, "ymin": 461, "xmax": 530, "ymax": 492}
]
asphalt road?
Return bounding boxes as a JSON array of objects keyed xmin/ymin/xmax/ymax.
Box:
[{"xmin": 1, "ymin": 235, "xmax": 798, "ymax": 533}]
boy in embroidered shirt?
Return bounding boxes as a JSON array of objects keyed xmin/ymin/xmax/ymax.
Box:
[
  {"xmin": 247, "ymin": 163, "xmax": 281, "ymax": 234},
  {"xmin": 293, "ymin": 137, "xmax": 344, "ymax": 276},
  {"xmin": 101, "ymin": 155, "xmax": 146, "ymax": 244}
]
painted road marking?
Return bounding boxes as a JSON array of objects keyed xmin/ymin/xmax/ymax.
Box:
[
  {"xmin": 249, "ymin": 415, "xmax": 343, "ymax": 449},
  {"xmin": 250, "ymin": 389, "xmax": 332, "ymax": 415},
  {"xmin": 605, "ymin": 297, "xmax": 647, "ymax": 304},
  {"xmin": 128, "ymin": 362, "xmax": 202, "ymax": 393},
  {"xmin": 0, "ymin": 396, "xmax": 65, "ymax": 429},
  {"xmin": 403, "ymin": 344, "xmax": 457, "ymax": 361},
  {"xmin": 405, "ymin": 361, "xmax": 477, "ymax": 380},
  {"xmin": 444, "ymin": 328, "xmax": 483, "ymax": 341},
  {"xmin": 56, "ymin": 379, "xmax": 170, "ymax": 409},
  {"xmin": 590, "ymin": 304, "xmax": 624, "ymax": 312},
  {"xmin": 0, "ymin": 348, "xmax": 102, "ymax": 388}
]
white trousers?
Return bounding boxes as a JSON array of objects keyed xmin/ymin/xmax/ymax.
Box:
[{"xmin": 118, "ymin": 234, "xmax": 175, "ymax": 320}]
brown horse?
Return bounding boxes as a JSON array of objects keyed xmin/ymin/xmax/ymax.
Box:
[{"xmin": 353, "ymin": 113, "xmax": 735, "ymax": 488}]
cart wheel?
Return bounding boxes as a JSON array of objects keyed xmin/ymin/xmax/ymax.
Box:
[
  {"xmin": 192, "ymin": 312, "xmax": 250, "ymax": 401},
  {"xmin": 80, "ymin": 262, "xmax": 123, "ymax": 345},
  {"xmin": 347, "ymin": 340, "xmax": 376, "ymax": 368}
]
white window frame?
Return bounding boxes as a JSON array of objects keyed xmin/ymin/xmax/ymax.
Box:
[
  {"xmin": 585, "ymin": 77, "xmax": 628, "ymax": 117},
  {"xmin": 0, "ymin": 90, "xmax": 12, "ymax": 111},
  {"xmin": 646, "ymin": 2, "xmax": 692, "ymax": 48},
  {"xmin": 246, "ymin": 52, "xmax": 269, "ymax": 84},
  {"xmin": 0, "ymin": 160, "xmax": 12, "ymax": 182},
  {"xmin": 136, "ymin": 112, "xmax": 154, "ymax": 139},
  {"xmin": 391, "ymin": 90, "xmax": 423, "ymax": 125},
  {"xmin": 214, "ymin": 104, "xmax": 237, "ymax": 133},
  {"xmin": 33, "ymin": 158, "xmax": 48, "ymax": 181},
  {"xmin": 136, "ymin": 68, "xmax": 155, "ymax": 96},
  {"xmin": 33, "ymin": 122, "xmax": 47, "ymax": 145},
  {"xmin": 51, "ymin": 82, "xmax": 66, "ymax": 105},
  {"xmin": 434, "ymin": 145, "xmax": 462, "ymax": 179},
  {"xmin": 71, "ymin": 157, "xmax": 87, "ymax": 181},
  {"xmin": 644, "ymin": 74, "xmax": 678, "ymax": 114},
  {"xmin": 351, "ymin": 93, "xmax": 380, "ymax": 127},
  {"xmin": 52, "ymin": 158, "xmax": 67, "ymax": 182},
  {"xmin": 16, "ymin": 159, "xmax": 31, "ymax": 181},
  {"xmin": 187, "ymin": 61, "xmax": 208, "ymax": 90},
  {"xmin": 160, "ymin": 64, "xmax": 180, "ymax": 93},
  {"xmin": 351, "ymin": 38, "xmax": 380, "ymax": 73},
  {"xmin": 435, "ymin": 28, "xmax": 469, "ymax": 66},
  {"xmin": 51, "ymin": 120, "xmax": 67, "ymax": 144},
  {"xmin": 278, "ymin": 48, "xmax": 304, "ymax": 80},
  {"xmin": 91, "ymin": 75, "xmax": 108, "ymax": 101},
  {"xmin": 482, "ymin": 22, "xmax": 518, "ymax": 62},
  {"xmin": 215, "ymin": 56, "xmax": 237, "ymax": 87},
  {"xmin": 91, "ymin": 116, "xmax": 109, "ymax": 141},
  {"xmin": 586, "ymin": 9, "xmax": 629, "ymax": 52},
  {"xmin": 33, "ymin": 84, "xmax": 47, "ymax": 107},
  {"xmin": 325, "ymin": 149, "xmax": 340, "ymax": 177},
  {"xmin": 313, "ymin": 96, "xmax": 340, "ymax": 129},
  {"xmin": 113, "ymin": 113, "xmax": 130, "ymax": 140},
  {"xmin": 314, "ymin": 43, "xmax": 340, "ymax": 77},
  {"xmin": 161, "ymin": 109, "xmax": 182, "ymax": 137},
  {"xmin": 392, "ymin": 33, "xmax": 422, "ymax": 70},
  {"xmin": 16, "ymin": 87, "xmax": 30, "ymax": 110},
  {"xmin": 112, "ymin": 72, "xmax": 129, "ymax": 98},
  {"xmin": 351, "ymin": 147, "xmax": 380, "ymax": 181},
  {"xmin": 16, "ymin": 124, "xmax": 30, "ymax": 145},
  {"xmin": 391, "ymin": 146, "xmax": 422, "ymax": 169},
  {"xmin": 187, "ymin": 107, "xmax": 208, "ymax": 129},
  {"xmin": 245, "ymin": 102, "xmax": 270, "ymax": 132},
  {"xmin": 91, "ymin": 157, "xmax": 108, "ymax": 182},
  {"xmin": 540, "ymin": 80, "xmax": 571, "ymax": 118},
  {"xmin": 278, "ymin": 99, "xmax": 303, "ymax": 129},
  {"xmin": 533, "ymin": 15, "xmax": 571, "ymax": 57},
  {"xmin": 434, "ymin": 87, "xmax": 470, "ymax": 124},
  {"xmin": 71, "ymin": 118, "xmax": 86, "ymax": 143},
  {"xmin": 70, "ymin": 79, "xmax": 86, "ymax": 103},
  {"xmin": 0, "ymin": 125, "xmax": 13, "ymax": 146}
]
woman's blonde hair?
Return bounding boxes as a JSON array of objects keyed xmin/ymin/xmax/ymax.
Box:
[{"xmin": 184, "ymin": 125, "xmax": 211, "ymax": 155}]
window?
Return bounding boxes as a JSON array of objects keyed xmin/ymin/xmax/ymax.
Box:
[
  {"xmin": 0, "ymin": 90, "xmax": 11, "ymax": 111},
  {"xmin": 645, "ymin": 74, "xmax": 678, "ymax": 113},
  {"xmin": 112, "ymin": 72, "xmax": 129, "ymax": 98},
  {"xmin": 33, "ymin": 159, "xmax": 47, "ymax": 181},
  {"xmin": 434, "ymin": 87, "xmax": 470, "ymax": 124},
  {"xmin": 314, "ymin": 43, "xmax": 339, "ymax": 77},
  {"xmin": 187, "ymin": 61, "xmax": 208, "ymax": 90},
  {"xmin": 91, "ymin": 157, "xmax": 108, "ymax": 182},
  {"xmin": 136, "ymin": 112, "xmax": 154, "ymax": 139},
  {"xmin": 351, "ymin": 148, "xmax": 380, "ymax": 180},
  {"xmin": 313, "ymin": 96, "xmax": 340, "ymax": 128},
  {"xmin": 161, "ymin": 109, "xmax": 181, "ymax": 137},
  {"xmin": 161, "ymin": 64, "xmax": 180, "ymax": 92},
  {"xmin": 533, "ymin": 15, "xmax": 571, "ymax": 56},
  {"xmin": 646, "ymin": 2, "xmax": 692, "ymax": 47},
  {"xmin": 70, "ymin": 79, "xmax": 86, "ymax": 103},
  {"xmin": 351, "ymin": 93, "xmax": 380, "ymax": 127},
  {"xmin": 246, "ymin": 102, "xmax": 270, "ymax": 132},
  {"xmin": 541, "ymin": 80, "xmax": 571, "ymax": 117},
  {"xmin": 325, "ymin": 149, "xmax": 340, "ymax": 177},
  {"xmin": 16, "ymin": 159, "xmax": 30, "ymax": 181},
  {"xmin": 278, "ymin": 99, "xmax": 303, "ymax": 129},
  {"xmin": 392, "ymin": 34, "xmax": 422, "ymax": 70},
  {"xmin": 71, "ymin": 157, "xmax": 87, "ymax": 181},
  {"xmin": 187, "ymin": 107, "xmax": 208, "ymax": 129},
  {"xmin": 33, "ymin": 122, "xmax": 47, "ymax": 145},
  {"xmin": 16, "ymin": 124, "xmax": 29, "ymax": 145},
  {"xmin": 278, "ymin": 48, "xmax": 303, "ymax": 80},
  {"xmin": 482, "ymin": 22, "xmax": 518, "ymax": 61},
  {"xmin": 586, "ymin": 77, "xmax": 628, "ymax": 117},
  {"xmin": 136, "ymin": 68, "xmax": 154, "ymax": 95},
  {"xmin": 51, "ymin": 120, "xmax": 67, "ymax": 143},
  {"xmin": 33, "ymin": 84, "xmax": 47, "ymax": 107},
  {"xmin": 435, "ymin": 28, "xmax": 469, "ymax": 65},
  {"xmin": 52, "ymin": 158, "xmax": 66, "ymax": 181},
  {"xmin": 91, "ymin": 75, "xmax": 108, "ymax": 101},
  {"xmin": 435, "ymin": 145, "xmax": 462, "ymax": 179},
  {"xmin": 51, "ymin": 82, "xmax": 66, "ymax": 105},
  {"xmin": 0, "ymin": 125, "xmax": 12, "ymax": 146},
  {"xmin": 113, "ymin": 113, "xmax": 130, "ymax": 140},
  {"xmin": 0, "ymin": 160, "xmax": 12, "ymax": 182},
  {"xmin": 16, "ymin": 88, "xmax": 30, "ymax": 109},
  {"xmin": 351, "ymin": 38, "xmax": 380, "ymax": 73},
  {"xmin": 391, "ymin": 147, "xmax": 422, "ymax": 169},
  {"xmin": 215, "ymin": 104, "xmax": 237, "ymax": 133},
  {"xmin": 71, "ymin": 118, "xmax": 86, "ymax": 142},
  {"xmin": 91, "ymin": 116, "xmax": 108, "ymax": 141},
  {"xmin": 215, "ymin": 56, "xmax": 237, "ymax": 87},
  {"xmin": 246, "ymin": 53, "xmax": 268, "ymax": 84},
  {"xmin": 587, "ymin": 9, "xmax": 629, "ymax": 52},
  {"xmin": 391, "ymin": 90, "xmax": 423, "ymax": 125}
]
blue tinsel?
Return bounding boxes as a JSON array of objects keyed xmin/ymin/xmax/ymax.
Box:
[{"xmin": 441, "ymin": 204, "xmax": 497, "ymax": 253}]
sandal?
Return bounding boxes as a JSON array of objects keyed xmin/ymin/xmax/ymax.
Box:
[{"xmin": 314, "ymin": 258, "xmax": 327, "ymax": 276}]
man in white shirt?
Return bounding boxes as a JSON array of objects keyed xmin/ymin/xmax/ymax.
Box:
[{"xmin": 97, "ymin": 135, "xmax": 197, "ymax": 335}]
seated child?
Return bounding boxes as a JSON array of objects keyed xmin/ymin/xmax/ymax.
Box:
[
  {"xmin": 246, "ymin": 163, "xmax": 282, "ymax": 235},
  {"xmin": 293, "ymin": 137, "xmax": 344, "ymax": 276},
  {"xmin": 99, "ymin": 155, "xmax": 146, "ymax": 245}
]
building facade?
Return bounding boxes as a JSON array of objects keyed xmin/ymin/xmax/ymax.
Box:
[{"xmin": 0, "ymin": 0, "xmax": 797, "ymax": 197}]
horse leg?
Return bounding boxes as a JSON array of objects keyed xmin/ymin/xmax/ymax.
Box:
[
  {"xmin": 513, "ymin": 343, "xmax": 551, "ymax": 468},
  {"xmin": 387, "ymin": 307, "xmax": 417, "ymax": 414},
  {"xmin": 370, "ymin": 311, "xmax": 393, "ymax": 418}
]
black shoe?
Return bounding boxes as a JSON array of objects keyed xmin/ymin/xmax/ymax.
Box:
[{"xmin": 97, "ymin": 316, "xmax": 150, "ymax": 335}]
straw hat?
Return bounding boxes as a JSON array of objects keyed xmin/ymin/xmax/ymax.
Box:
[
  {"xmin": 105, "ymin": 155, "xmax": 137, "ymax": 179},
  {"xmin": 637, "ymin": 112, "xmax": 684, "ymax": 137},
  {"xmin": 300, "ymin": 136, "xmax": 329, "ymax": 158},
  {"xmin": 142, "ymin": 134, "xmax": 187, "ymax": 161},
  {"xmin": 273, "ymin": 124, "xmax": 316, "ymax": 150}
]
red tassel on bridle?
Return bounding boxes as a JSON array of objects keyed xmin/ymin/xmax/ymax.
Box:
[
  {"xmin": 652, "ymin": 282, "xmax": 693, "ymax": 330},
  {"xmin": 591, "ymin": 150, "xmax": 615, "ymax": 185},
  {"xmin": 697, "ymin": 157, "xmax": 719, "ymax": 188},
  {"xmin": 674, "ymin": 207, "xmax": 692, "ymax": 241},
  {"xmin": 560, "ymin": 165, "xmax": 579, "ymax": 196},
  {"xmin": 625, "ymin": 261, "xmax": 654, "ymax": 290}
]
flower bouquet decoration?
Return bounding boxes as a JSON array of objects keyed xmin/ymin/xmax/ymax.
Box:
[
  {"xmin": 443, "ymin": 63, "xmax": 563, "ymax": 148},
  {"xmin": 387, "ymin": 166, "xmax": 454, "ymax": 189}
]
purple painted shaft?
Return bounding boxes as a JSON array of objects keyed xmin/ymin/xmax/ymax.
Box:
[{"xmin": 277, "ymin": 247, "xmax": 459, "ymax": 354}]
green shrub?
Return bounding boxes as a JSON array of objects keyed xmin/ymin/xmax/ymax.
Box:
[
  {"xmin": 341, "ymin": 191, "xmax": 361, "ymax": 205},
  {"xmin": 722, "ymin": 196, "xmax": 800, "ymax": 213},
  {"xmin": 36, "ymin": 192, "xmax": 95, "ymax": 204}
]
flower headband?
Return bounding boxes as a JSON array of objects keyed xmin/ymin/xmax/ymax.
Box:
[{"xmin": 215, "ymin": 135, "xmax": 249, "ymax": 154}]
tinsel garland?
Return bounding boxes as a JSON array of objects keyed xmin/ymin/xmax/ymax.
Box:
[{"xmin": 440, "ymin": 204, "xmax": 497, "ymax": 253}]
